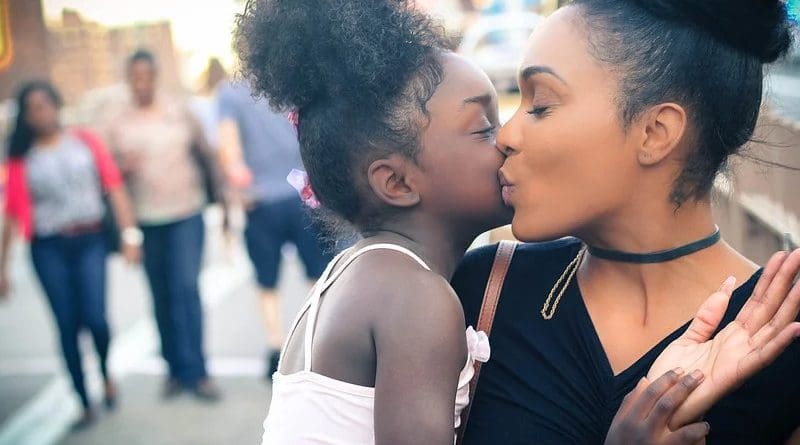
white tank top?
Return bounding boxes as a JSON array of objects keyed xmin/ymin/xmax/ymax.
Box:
[{"xmin": 261, "ymin": 244, "xmax": 491, "ymax": 445}]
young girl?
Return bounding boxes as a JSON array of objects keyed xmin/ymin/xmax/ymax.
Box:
[{"xmin": 236, "ymin": 1, "xmax": 799, "ymax": 444}]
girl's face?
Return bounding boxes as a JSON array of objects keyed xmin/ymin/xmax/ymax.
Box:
[
  {"xmin": 497, "ymin": 7, "xmax": 644, "ymax": 242},
  {"xmin": 24, "ymin": 89, "xmax": 60, "ymax": 137},
  {"xmin": 414, "ymin": 52, "xmax": 513, "ymax": 238}
]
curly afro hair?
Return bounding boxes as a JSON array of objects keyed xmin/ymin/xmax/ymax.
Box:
[{"xmin": 236, "ymin": 0, "xmax": 450, "ymax": 230}]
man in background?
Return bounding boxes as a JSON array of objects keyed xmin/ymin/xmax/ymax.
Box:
[{"xmin": 217, "ymin": 80, "xmax": 333, "ymax": 378}]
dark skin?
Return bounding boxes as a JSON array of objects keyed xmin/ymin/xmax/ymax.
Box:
[
  {"xmin": 277, "ymin": 52, "xmax": 719, "ymax": 444},
  {"xmin": 279, "ymin": 53, "xmax": 510, "ymax": 445},
  {"xmin": 0, "ymin": 88, "xmax": 140, "ymax": 425},
  {"xmin": 499, "ymin": 6, "xmax": 800, "ymax": 443},
  {"xmin": 0, "ymin": 90, "xmax": 140, "ymax": 301}
]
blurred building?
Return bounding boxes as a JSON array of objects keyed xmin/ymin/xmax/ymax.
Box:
[
  {"xmin": 47, "ymin": 9, "xmax": 115, "ymax": 105},
  {"xmin": 715, "ymin": 112, "xmax": 800, "ymax": 262},
  {"xmin": 0, "ymin": 0, "xmax": 50, "ymax": 102},
  {"xmin": 47, "ymin": 9, "xmax": 181, "ymax": 105},
  {"xmin": 107, "ymin": 21, "xmax": 181, "ymax": 91}
]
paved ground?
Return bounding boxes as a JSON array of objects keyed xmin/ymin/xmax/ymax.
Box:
[{"xmin": 0, "ymin": 210, "xmax": 312, "ymax": 445}]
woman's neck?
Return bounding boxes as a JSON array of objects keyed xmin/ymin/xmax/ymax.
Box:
[
  {"xmin": 577, "ymin": 199, "xmax": 758, "ymax": 307},
  {"xmin": 34, "ymin": 128, "xmax": 63, "ymax": 148}
]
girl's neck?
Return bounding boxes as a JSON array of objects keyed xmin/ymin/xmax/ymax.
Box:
[{"xmin": 361, "ymin": 220, "xmax": 472, "ymax": 280}]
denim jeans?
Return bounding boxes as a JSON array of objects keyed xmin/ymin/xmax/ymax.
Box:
[
  {"xmin": 141, "ymin": 213, "xmax": 208, "ymax": 386},
  {"xmin": 31, "ymin": 231, "xmax": 110, "ymax": 408}
]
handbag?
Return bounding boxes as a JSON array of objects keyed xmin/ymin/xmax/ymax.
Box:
[
  {"xmin": 455, "ymin": 240, "xmax": 517, "ymax": 445},
  {"xmin": 73, "ymin": 129, "xmax": 121, "ymax": 253},
  {"xmin": 190, "ymin": 141, "xmax": 221, "ymax": 205},
  {"xmin": 100, "ymin": 195, "xmax": 120, "ymax": 252}
]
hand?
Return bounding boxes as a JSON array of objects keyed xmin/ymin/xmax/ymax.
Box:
[
  {"xmin": 121, "ymin": 242, "xmax": 141, "ymax": 265},
  {"xmin": 227, "ymin": 163, "xmax": 253, "ymax": 190},
  {"xmin": 606, "ymin": 368, "xmax": 709, "ymax": 445},
  {"xmin": 646, "ymin": 248, "xmax": 800, "ymax": 429}
]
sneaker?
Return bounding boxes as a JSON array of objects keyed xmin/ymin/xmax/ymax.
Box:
[
  {"xmin": 103, "ymin": 379, "xmax": 118, "ymax": 411},
  {"xmin": 266, "ymin": 350, "xmax": 281, "ymax": 380},
  {"xmin": 162, "ymin": 377, "xmax": 183, "ymax": 400},
  {"xmin": 70, "ymin": 408, "xmax": 97, "ymax": 432},
  {"xmin": 191, "ymin": 378, "xmax": 222, "ymax": 403}
]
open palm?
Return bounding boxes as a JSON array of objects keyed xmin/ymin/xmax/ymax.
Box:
[{"xmin": 646, "ymin": 249, "xmax": 800, "ymax": 430}]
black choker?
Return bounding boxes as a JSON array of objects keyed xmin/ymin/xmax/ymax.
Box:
[{"xmin": 588, "ymin": 227, "xmax": 721, "ymax": 264}]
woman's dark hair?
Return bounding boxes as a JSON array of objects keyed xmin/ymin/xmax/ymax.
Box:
[
  {"xmin": 571, "ymin": 0, "xmax": 796, "ymax": 205},
  {"xmin": 127, "ymin": 48, "xmax": 157, "ymax": 70},
  {"xmin": 7, "ymin": 80, "xmax": 63, "ymax": 160},
  {"xmin": 235, "ymin": 0, "xmax": 449, "ymax": 231}
]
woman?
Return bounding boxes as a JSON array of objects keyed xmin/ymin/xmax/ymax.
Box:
[
  {"xmin": 104, "ymin": 49, "xmax": 223, "ymax": 401},
  {"xmin": 0, "ymin": 81, "xmax": 140, "ymax": 428},
  {"xmin": 452, "ymin": 1, "xmax": 800, "ymax": 444}
]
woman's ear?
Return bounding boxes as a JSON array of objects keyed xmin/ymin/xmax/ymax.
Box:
[
  {"xmin": 637, "ymin": 102, "xmax": 688, "ymax": 167},
  {"xmin": 367, "ymin": 154, "xmax": 420, "ymax": 208}
]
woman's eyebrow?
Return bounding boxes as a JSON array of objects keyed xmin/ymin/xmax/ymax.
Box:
[{"xmin": 520, "ymin": 65, "xmax": 567, "ymax": 85}]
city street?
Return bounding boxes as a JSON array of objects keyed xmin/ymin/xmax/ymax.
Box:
[{"xmin": 0, "ymin": 209, "xmax": 313, "ymax": 445}]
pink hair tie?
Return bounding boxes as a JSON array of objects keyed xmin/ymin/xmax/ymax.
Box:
[
  {"xmin": 287, "ymin": 168, "xmax": 320, "ymax": 209},
  {"xmin": 287, "ymin": 110, "xmax": 300, "ymax": 136}
]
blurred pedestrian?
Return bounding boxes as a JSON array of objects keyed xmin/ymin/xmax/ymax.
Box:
[
  {"xmin": 190, "ymin": 58, "xmax": 228, "ymax": 152},
  {"xmin": 0, "ymin": 80, "xmax": 141, "ymax": 429},
  {"xmin": 217, "ymin": 80, "xmax": 333, "ymax": 378},
  {"xmin": 105, "ymin": 49, "xmax": 224, "ymax": 401}
]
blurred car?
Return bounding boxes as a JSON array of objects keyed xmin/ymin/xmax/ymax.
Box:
[{"xmin": 458, "ymin": 12, "xmax": 544, "ymax": 91}]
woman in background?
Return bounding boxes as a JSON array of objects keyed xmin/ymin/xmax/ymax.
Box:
[{"xmin": 0, "ymin": 80, "xmax": 140, "ymax": 429}]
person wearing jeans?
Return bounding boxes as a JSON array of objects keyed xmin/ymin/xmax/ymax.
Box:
[
  {"xmin": 141, "ymin": 214, "xmax": 207, "ymax": 388},
  {"xmin": 0, "ymin": 81, "xmax": 140, "ymax": 429},
  {"xmin": 105, "ymin": 49, "xmax": 224, "ymax": 400}
]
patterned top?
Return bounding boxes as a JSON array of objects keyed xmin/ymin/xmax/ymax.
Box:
[
  {"xmin": 105, "ymin": 99, "xmax": 205, "ymax": 225},
  {"xmin": 25, "ymin": 133, "xmax": 106, "ymax": 236}
]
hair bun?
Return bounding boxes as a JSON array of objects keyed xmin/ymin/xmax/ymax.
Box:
[
  {"xmin": 628, "ymin": 0, "xmax": 794, "ymax": 63},
  {"xmin": 236, "ymin": 0, "xmax": 447, "ymax": 112}
]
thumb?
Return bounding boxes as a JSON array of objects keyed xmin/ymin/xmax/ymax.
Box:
[{"xmin": 681, "ymin": 276, "xmax": 736, "ymax": 343}]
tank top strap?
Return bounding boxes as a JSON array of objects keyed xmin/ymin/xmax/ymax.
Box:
[
  {"xmin": 277, "ymin": 247, "xmax": 347, "ymax": 371},
  {"xmin": 303, "ymin": 243, "xmax": 432, "ymax": 372}
]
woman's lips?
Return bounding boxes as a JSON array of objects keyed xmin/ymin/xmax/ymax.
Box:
[
  {"xmin": 501, "ymin": 185, "xmax": 515, "ymax": 206},
  {"xmin": 499, "ymin": 171, "xmax": 514, "ymax": 206}
]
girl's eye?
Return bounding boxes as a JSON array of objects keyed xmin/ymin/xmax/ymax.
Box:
[
  {"xmin": 527, "ymin": 106, "xmax": 552, "ymax": 118},
  {"xmin": 472, "ymin": 126, "xmax": 497, "ymax": 140}
]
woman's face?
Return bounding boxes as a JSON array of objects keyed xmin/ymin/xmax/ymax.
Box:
[
  {"xmin": 497, "ymin": 7, "xmax": 643, "ymax": 242},
  {"xmin": 24, "ymin": 89, "xmax": 60, "ymax": 136},
  {"xmin": 415, "ymin": 52, "xmax": 513, "ymax": 238}
]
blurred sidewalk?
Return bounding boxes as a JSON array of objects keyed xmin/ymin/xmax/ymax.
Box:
[{"xmin": 0, "ymin": 209, "xmax": 311, "ymax": 445}]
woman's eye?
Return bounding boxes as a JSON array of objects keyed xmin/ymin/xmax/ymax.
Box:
[{"xmin": 526, "ymin": 106, "xmax": 552, "ymax": 118}]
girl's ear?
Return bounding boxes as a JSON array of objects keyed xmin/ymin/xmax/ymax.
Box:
[{"xmin": 367, "ymin": 154, "xmax": 421, "ymax": 208}]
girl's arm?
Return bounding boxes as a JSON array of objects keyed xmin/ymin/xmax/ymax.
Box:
[{"xmin": 373, "ymin": 272, "xmax": 466, "ymax": 445}]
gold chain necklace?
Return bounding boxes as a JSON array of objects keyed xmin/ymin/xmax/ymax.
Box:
[{"xmin": 541, "ymin": 246, "xmax": 587, "ymax": 320}]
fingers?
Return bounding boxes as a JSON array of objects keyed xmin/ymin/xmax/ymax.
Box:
[
  {"xmin": 664, "ymin": 422, "xmax": 711, "ymax": 445},
  {"xmin": 612, "ymin": 377, "xmax": 648, "ymax": 424},
  {"xmin": 739, "ymin": 249, "xmax": 800, "ymax": 335},
  {"xmin": 736, "ymin": 251, "xmax": 789, "ymax": 326},
  {"xmin": 681, "ymin": 277, "xmax": 735, "ymax": 343},
  {"xmin": 644, "ymin": 370, "xmax": 705, "ymax": 432},
  {"xmin": 627, "ymin": 368, "xmax": 685, "ymax": 422},
  {"xmin": 760, "ymin": 272, "xmax": 800, "ymax": 338},
  {"xmin": 740, "ymin": 321, "xmax": 800, "ymax": 378}
]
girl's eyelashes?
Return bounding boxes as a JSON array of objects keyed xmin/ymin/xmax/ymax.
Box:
[{"xmin": 472, "ymin": 125, "xmax": 498, "ymax": 140}]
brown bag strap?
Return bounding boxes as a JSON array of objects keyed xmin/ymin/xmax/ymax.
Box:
[{"xmin": 456, "ymin": 240, "xmax": 517, "ymax": 445}]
